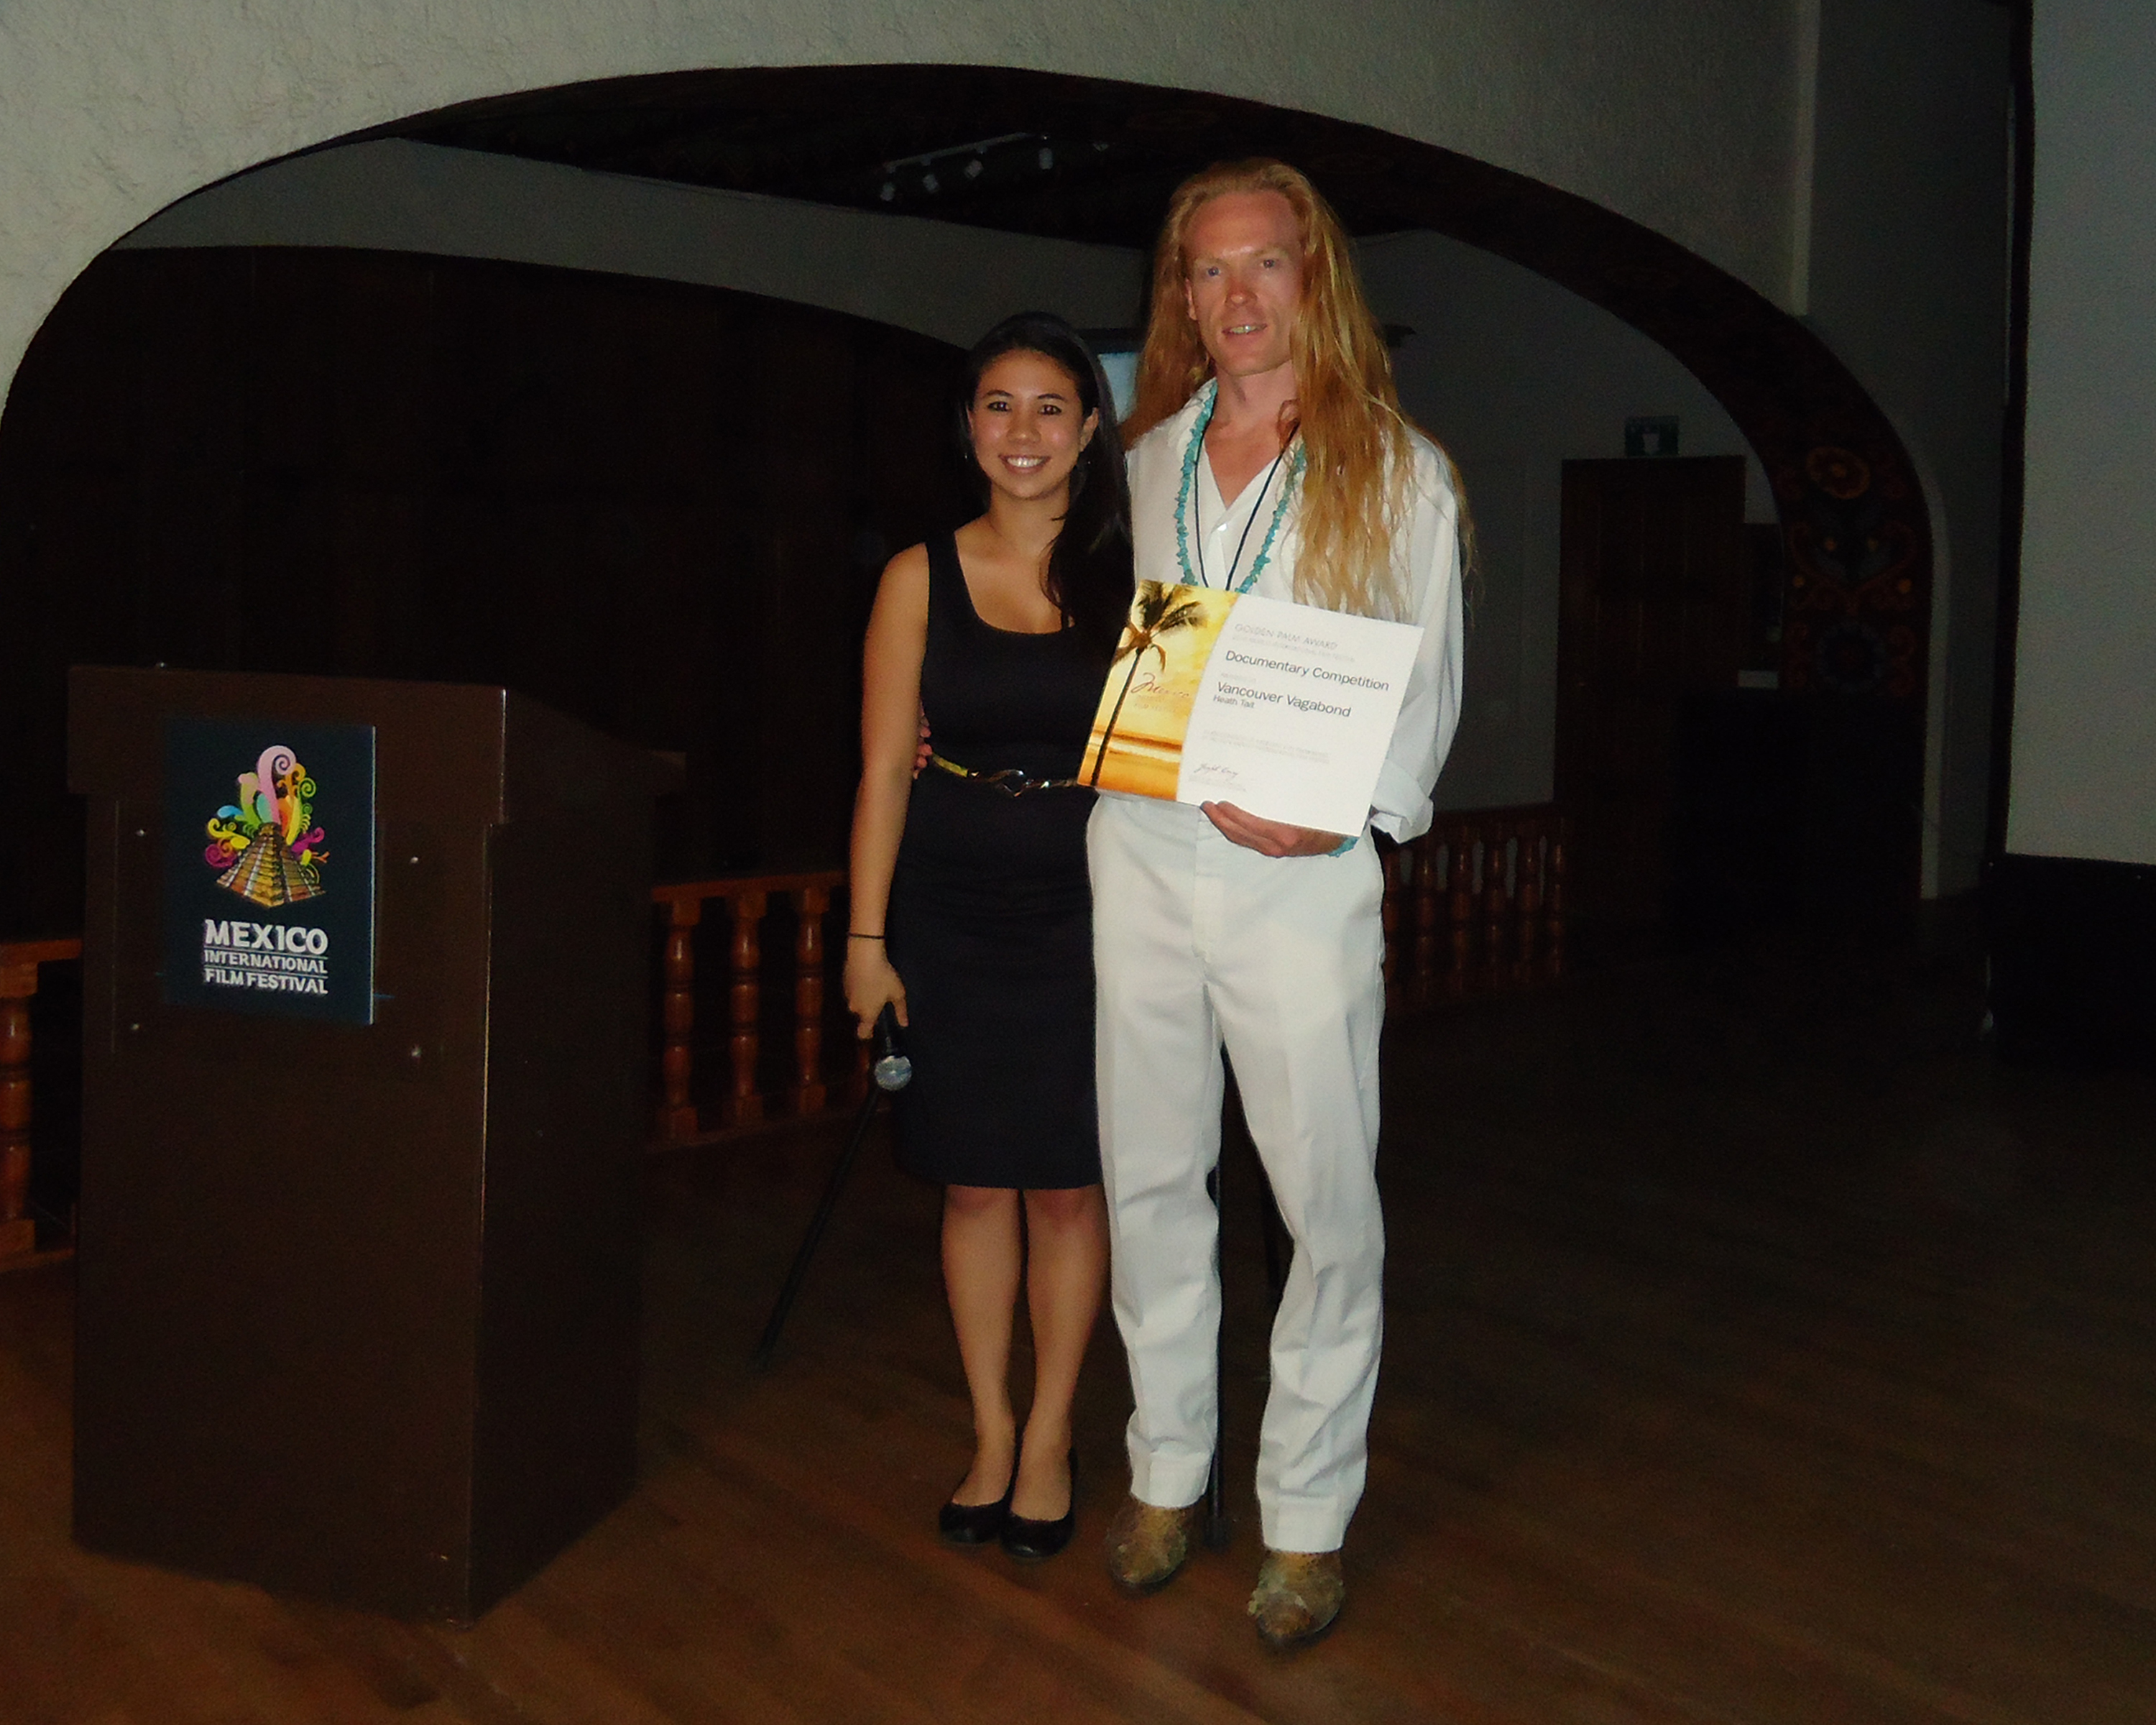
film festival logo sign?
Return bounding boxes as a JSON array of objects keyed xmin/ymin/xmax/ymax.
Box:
[
  {"xmin": 197, "ymin": 744, "xmax": 334, "ymax": 998},
  {"xmin": 163, "ymin": 717, "xmax": 375, "ymax": 1024}
]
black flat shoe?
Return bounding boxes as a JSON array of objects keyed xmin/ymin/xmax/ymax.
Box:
[
  {"xmin": 1000, "ymin": 1448, "xmax": 1078, "ymax": 1563},
  {"xmin": 939, "ymin": 1450, "xmax": 1018, "ymax": 1545}
]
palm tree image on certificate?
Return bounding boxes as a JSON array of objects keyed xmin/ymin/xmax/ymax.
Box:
[
  {"xmin": 1080, "ymin": 582, "xmax": 1236, "ymax": 799},
  {"xmin": 1082, "ymin": 581, "xmax": 1422, "ymax": 832}
]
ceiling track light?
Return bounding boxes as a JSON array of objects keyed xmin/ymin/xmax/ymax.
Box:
[
  {"xmin": 881, "ymin": 132, "xmax": 1032, "ymax": 174},
  {"xmin": 875, "ymin": 132, "xmax": 1064, "ymax": 202}
]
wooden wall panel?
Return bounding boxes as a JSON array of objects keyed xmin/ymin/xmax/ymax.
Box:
[{"xmin": 0, "ymin": 247, "xmax": 972, "ymax": 936}]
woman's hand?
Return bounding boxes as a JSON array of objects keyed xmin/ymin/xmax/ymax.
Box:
[{"xmin": 844, "ymin": 940, "xmax": 908, "ymax": 1038}]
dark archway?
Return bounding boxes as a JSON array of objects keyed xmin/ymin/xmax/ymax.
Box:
[
  {"xmin": 0, "ymin": 60, "xmax": 1932, "ymax": 944},
  {"xmin": 392, "ymin": 63, "xmax": 1931, "ymax": 707},
  {"xmin": 0, "ymin": 57, "xmax": 1938, "ymax": 1244}
]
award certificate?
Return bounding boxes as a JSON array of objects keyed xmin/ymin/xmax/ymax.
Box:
[{"xmin": 1079, "ymin": 581, "xmax": 1423, "ymax": 834}]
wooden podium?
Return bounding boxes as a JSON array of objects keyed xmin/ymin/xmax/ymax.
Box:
[{"xmin": 66, "ymin": 667, "xmax": 669, "ymax": 1620}]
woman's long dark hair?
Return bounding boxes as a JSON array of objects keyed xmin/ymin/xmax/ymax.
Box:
[{"xmin": 956, "ymin": 313, "xmax": 1133, "ymax": 657}]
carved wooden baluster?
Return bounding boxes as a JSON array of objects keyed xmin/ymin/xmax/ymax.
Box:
[
  {"xmin": 1449, "ymin": 824, "xmax": 1477, "ymax": 997},
  {"xmin": 1380, "ymin": 843, "xmax": 1401, "ymax": 1004},
  {"xmin": 726, "ymin": 891, "xmax": 767, "ymax": 1128},
  {"xmin": 1483, "ymin": 823, "xmax": 1511, "ymax": 992},
  {"xmin": 1427, "ymin": 829, "xmax": 1450, "ymax": 998},
  {"xmin": 1515, "ymin": 826, "xmax": 1543, "ymax": 988},
  {"xmin": 1545, "ymin": 822, "xmax": 1568, "ymax": 980},
  {"xmin": 1413, "ymin": 835, "xmax": 1443, "ymax": 1008},
  {"xmin": 793, "ymin": 886, "xmax": 829, "ymax": 1116},
  {"xmin": 1391, "ymin": 842, "xmax": 1411, "ymax": 1002},
  {"xmin": 659, "ymin": 898, "xmax": 701, "ymax": 1142},
  {"xmin": 0, "ymin": 949, "xmax": 40, "ymax": 1259}
]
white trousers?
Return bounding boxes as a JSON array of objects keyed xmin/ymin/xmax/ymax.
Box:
[{"xmin": 1088, "ymin": 795, "xmax": 1387, "ymax": 1553}]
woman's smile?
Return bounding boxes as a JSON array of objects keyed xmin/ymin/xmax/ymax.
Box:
[{"xmin": 969, "ymin": 348, "xmax": 1097, "ymax": 502}]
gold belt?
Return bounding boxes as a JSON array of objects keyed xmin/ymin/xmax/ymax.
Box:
[{"xmin": 926, "ymin": 753, "xmax": 1082, "ymax": 797}]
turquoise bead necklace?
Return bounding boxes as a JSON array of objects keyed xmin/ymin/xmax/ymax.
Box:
[{"xmin": 1175, "ymin": 380, "xmax": 1306, "ymax": 594}]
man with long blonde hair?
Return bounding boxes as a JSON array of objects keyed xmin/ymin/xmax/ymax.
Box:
[{"xmin": 1091, "ymin": 160, "xmax": 1465, "ymax": 1647}]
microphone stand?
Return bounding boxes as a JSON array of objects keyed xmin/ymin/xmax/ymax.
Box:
[{"xmin": 752, "ymin": 1003, "xmax": 911, "ymax": 1371}]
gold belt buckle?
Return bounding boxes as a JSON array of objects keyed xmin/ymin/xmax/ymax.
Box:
[{"xmin": 978, "ymin": 768, "xmax": 1054, "ymax": 796}]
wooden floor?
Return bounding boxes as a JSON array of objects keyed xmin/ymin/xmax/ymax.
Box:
[{"xmin": 6, "ymin": 935, "xmax": 2156, "ymax": 1723}]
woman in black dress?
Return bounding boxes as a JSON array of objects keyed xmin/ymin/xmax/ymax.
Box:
[{"xmin": 844, "ymin": 314, "xmax": 1130, "ymax": 1561}]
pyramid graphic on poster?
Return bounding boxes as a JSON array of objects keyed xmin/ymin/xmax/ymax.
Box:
[{"xmin": 216, "ymin": 822, "xmax": 321, "ymax": 908}]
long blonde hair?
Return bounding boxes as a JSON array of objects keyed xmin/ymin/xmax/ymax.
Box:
[{"xmin": 1125, "ymin": 159, "xmax": 1450, "ymax": 621}]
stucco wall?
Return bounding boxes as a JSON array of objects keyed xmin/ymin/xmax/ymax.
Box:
[
  {"xmin": 1805, "ymin": 0, "xmax": 2011, "ymax": 897},
  {"xmin": 2010, "ymin": 0, "xmax": 2156, "ymax": 866},
  {"xmin": 0, "ymin": 0, "xmax": 1812, "ymax": 421}
]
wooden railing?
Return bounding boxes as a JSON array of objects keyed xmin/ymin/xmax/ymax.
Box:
[
  {"xmin": 655, "ymin": 806, "xmax": 1567, "ymax": 1141},
  {"xmin": 1381, "ymin": 805, "xmax": 1567, "ymax": 1008},
  {"xmin": 0, "ymin": 806, "xmax": 1567, "ymax": 1185},
  {"xmin": 650, "ymin": 872, "xmax": 865, "ymax": 1148},
  {"xmin": 0, "ymin": 937, "xmax": 80, "ymax": 1265}
]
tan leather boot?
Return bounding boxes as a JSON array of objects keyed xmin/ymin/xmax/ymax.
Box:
[
  {"xmin": 1104, "ymin": 1496, "xmax": 1199, "ymax": 1594},
  {"xmin": 1248, "ymin": 1549, "xmax": 1345, "ymax": 1647}
]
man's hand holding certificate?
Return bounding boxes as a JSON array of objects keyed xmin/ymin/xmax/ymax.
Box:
[{"xmin": 1079, "ymin": 581, "xmax": 1424, "ymax": 835}]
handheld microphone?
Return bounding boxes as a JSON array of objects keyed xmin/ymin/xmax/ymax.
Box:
[{"xmin": 872, "ymin": 1003, "xmax": 912, "ymax": 1092}]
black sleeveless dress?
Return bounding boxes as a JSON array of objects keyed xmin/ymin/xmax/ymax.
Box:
[{"xmin": 888, "ymin": 535, "xmax": 1107, "ymax": 1190}]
